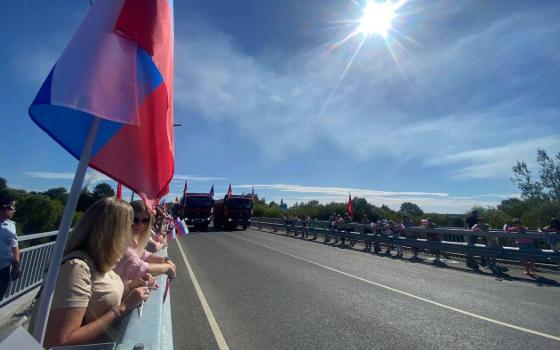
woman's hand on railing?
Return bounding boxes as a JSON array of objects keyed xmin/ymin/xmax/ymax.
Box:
[
  {"xmin": 120, "ymin": 285, "xmax": 150, "ymax": 314},
  {"xmin": 165, "ymin": 262, "xmax": 176, "ymax": 279}
]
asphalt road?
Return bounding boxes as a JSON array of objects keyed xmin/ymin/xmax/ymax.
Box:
[{"xmin": 169, "ymin": 228, "xmax": 560, "ymax": 350}]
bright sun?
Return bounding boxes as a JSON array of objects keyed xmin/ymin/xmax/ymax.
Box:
[{"xmin": 358, "ymin": 1, "xmax": 395, "ymax": 37}]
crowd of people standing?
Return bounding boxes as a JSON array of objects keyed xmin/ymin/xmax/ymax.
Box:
[
  {"xmin": 0, "ymin": 195, "xmax": 178, "ymax": 348},
  {"xmin": 281, "ymin": 210, "xmax": 560, "ymax": 276}
]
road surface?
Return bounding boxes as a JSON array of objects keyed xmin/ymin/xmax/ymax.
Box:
[{"xmin": 169, "ymin": 228, "xmax": 560, "ymax": 350}]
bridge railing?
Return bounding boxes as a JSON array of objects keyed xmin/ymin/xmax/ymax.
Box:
[
  {"xmin": 0, "ymin": 231, "xmax": 57, "ymax": 307},
  {"xmin": 252, "ymin": 217, "xmax": 560, "ymax": 267}
]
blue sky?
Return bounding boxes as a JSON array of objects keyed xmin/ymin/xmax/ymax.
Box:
[{"xmin": 0, "ymin": 0, "xmax": 559, "ymax": 213}]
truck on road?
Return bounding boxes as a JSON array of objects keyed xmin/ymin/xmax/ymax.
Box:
[
  {"xmin": 213, "ymin": 195, "xmax": 253, "ymax": 230},
  {"xmin": 180, "ymin": 193, "xmax": 214, "ymax": 231}
]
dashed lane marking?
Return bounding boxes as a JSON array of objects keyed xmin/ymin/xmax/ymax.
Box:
[{"xmin": 226, "ymin": 232, "xmax": 560, "ymax": 342}]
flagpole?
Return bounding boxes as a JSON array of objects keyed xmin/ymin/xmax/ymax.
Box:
[{"xmin": 33, "ymin": 117, "xmax": 101, "ymax": 344}]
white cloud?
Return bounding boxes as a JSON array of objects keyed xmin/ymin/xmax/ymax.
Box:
[
  {"xmin": 235, "ymin": 183, "xmax": 448, "ymax": 197},
  {"xmin": 172, "ymin": 175, "xmax": 226, "ymax": 182},
  {"xmin": 233, "ymin": 183, "xmax": 509, "ymax": 213},
  {"xmin": 173, "ymin": 9, "xmax": 559, "ymax": 163},
  {"xmin": 25, "ymin": 170, "xmax": 111, "ymax": 188},
  {"xmin": 429, "ymin": 134, "xmax": 560, "ymax": 179}
]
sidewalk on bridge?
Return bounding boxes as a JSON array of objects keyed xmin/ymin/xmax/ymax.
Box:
[{"xmin": 0, "ymin": 288, "xmax": 38, "ymax": 335}]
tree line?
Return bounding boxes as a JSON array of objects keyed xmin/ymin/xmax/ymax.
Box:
[
  {"xmin": 0, "ymin": 179, "xmax": 115, "ymax": 235},
  {"xmin": 254, "ymin": 149, "xmax": 560, "ymax": 230},
  {"xmin": 1, "ymin": 149, "xmax": 558, "ymax": 234}
]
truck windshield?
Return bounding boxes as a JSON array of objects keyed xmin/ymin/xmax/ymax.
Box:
[
  {"xmin": 226, "ymin": 198, "xmax": 253, "ymax": 209},
  {"xmin": 185, "ymin": 197, "xmax": 213, "ymax": 208}
]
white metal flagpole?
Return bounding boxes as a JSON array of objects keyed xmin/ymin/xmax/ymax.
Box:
[{"xmin": 32, "ymin": 116, "xmax": 102, "ymax": 344}]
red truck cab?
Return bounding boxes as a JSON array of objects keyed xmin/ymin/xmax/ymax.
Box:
[
  {"xmin": 180, "ymin": 193, "xmax": 214, "ymax": 231},
  {"xmin": 213, "ymin": 195, "xmax": 253, "ymax": 230}
]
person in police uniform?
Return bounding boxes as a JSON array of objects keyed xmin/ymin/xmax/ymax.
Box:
[{"xmin": 0, "ymin": 197, "xmax": 20, "ymax": 299}]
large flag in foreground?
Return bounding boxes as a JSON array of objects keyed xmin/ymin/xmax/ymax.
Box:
[{"xmin": 28, "ymin": 0, "xmax": 174, "ymax": 210}]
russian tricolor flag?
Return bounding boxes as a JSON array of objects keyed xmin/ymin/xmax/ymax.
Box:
[
  {"xmin": 174, "ymin": 217, "xmax": 189, "ymax": 236},
  {"xmin": 28, "ymin": 0, "xmax": 174, "ymax": 210}
]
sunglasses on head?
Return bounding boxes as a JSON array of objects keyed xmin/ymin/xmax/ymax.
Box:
[{"xmin": 133, "ymin": 217, "xmax": 150, "ymax": 225}]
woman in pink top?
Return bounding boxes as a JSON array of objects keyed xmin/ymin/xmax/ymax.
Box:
[
  {"xmin": 504, "ymin": 219, "xmax": 536, "ymax": 276},
  {"xmin": 115, "ymin": 201, "xmax": 176, "ymax": 282}
]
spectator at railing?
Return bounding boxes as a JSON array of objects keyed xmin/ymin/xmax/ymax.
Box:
[
  {"xmin": 464, "ymin": 210, "xmax": 479, "ymax": 230},
  {"xmin": 504, "ymin": 219, "xmax": 536, "ymax": 276},
  {"xmin": 467, "ymin": 217, "xmax": 491, "ymax": 270},
  {"xmin": 41, "ymin": 198, "xmax": 150, "ymax": 349},
  {"xmin": 115, "ymin": 200, "xmax": 176, "ymax": 282},
  {"xmin": 0, "ymin": 197, "xmax": 19, "ymax": 300},
  {"xmin": 403, "ymin": 216, "xmax": 419, "ymax": 259},
  {"xmin": 539, "ymin": 218, "xmax": 560, "ymax": 253},
  {"xmin": 329, "ymin": 213, "xmax": 337, "ymax": 230},
  {"xmin": 422, "ymin": 218, "xmax": 442, "ymax": 263},
  {"xmin": 377, "ymin": 219, "xmax": 392, "ymax": 255},
  {"xmin": 471, "ymin": 218, "xmax": 496, "ymax": 270},
  {"xmin": 389, "ymin": 221, "xmax": 405, "ymax": 258}
]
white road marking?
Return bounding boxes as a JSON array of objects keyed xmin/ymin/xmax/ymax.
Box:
[
  {"xmin": 175, "ymin": 238, "xmax": 230, "ymax": 350},
  {"xmin": 226, "ymin": 232, "xmax": 560, "ymax": 342}
]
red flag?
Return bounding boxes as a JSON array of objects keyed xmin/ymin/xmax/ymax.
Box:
[
  {"xmin": 116, "ymin": 183, "xmax": 123, "ymax": 200},
  {"xmin": 347, "ymin": 193, "xmax": 353, "ymax": 218},
  {"xmin": 227, "ymin": 184, "xmax": 233, "ymax": 199},
  {"xmin": 29, "ymin": 0, "xmax": 175, "ymax": 211}
]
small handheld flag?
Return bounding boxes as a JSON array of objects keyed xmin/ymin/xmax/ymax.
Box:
[
  {"xmin": 116, "ymin": 182, "xmax": 123, "ymax": 200},
  {"xmin": 163, "ymin": 277, "xmax": 173, "ymax": 304},
  {"xmin": 168, "ymin": 225, "xmax": 176, "ymax": 241},
  {"xmin": 347, "ymin": 193, "xmax": 353, "ymax": 218},
  {"xmin": 174, "ymin": 217, "xmax": 189, "ymax": 236}
]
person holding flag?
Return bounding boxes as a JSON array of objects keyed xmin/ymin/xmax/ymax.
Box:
[
  {"xmin": 28, "ymin": 0, "xmax": 175, "ymax": 344},
  {"xmin": 40, "ymin": 198, "xmax": 151, "ymax": 349},
  {"xmin": 114, "ymin": 200, "xmax": 176, "ymax": 282}
]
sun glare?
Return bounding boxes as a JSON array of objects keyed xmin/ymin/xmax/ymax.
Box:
[{"xmin": 358, "ymin": 1, "xmax": 395, "ymax": 37}]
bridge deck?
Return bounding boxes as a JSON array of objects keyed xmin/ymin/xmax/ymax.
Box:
[{"xmin": 169, "ymin": 228, "xmax": 560, "ymax": 350}]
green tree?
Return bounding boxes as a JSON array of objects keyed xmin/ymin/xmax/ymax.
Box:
[
  {"xmin": 77, "ymin": 188, "xmax": 95, "ymax": 212},
  {"xmin": 497, "ymin": 198, "xmax": 527, "ymax": 219},
  {"xmin": 92, "ymin": 183, "xmax": 115, "ymax": 201},
  {"xmin": 399, "ymin": 202, "xmax": 424, "ymax": 217},
  {"xmin": 43, "ymin": 187, "xmax": 69, "ymax": 204},
  {"xmin": 511, "ymin": 149, "xmax": 560, "ymax": 200},
  {"xmin": 15, "ymin": 194, "xmax": 64, "ymax": 234}
]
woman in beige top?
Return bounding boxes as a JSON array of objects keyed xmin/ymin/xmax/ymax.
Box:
[{"xmin": 43, "ymin": 198, "xmax": 151, "ymax": 349}]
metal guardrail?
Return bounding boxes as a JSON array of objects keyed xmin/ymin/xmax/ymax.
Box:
[
  {"xmin": 252, "ymin": 218, "xmax": 560, "ymax": 268},
  {"xmin": 0, "ymin": 231, "xmax": 58, "ymax": 307}
]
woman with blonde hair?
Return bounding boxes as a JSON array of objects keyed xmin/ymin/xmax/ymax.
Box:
[
  {"xmin": 114, "ymin": 200, "xmax": 176, "ymax": 282},
  {"xmin": 43, "ymin": 198, "xmax": 151, "ymax": 349}
]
